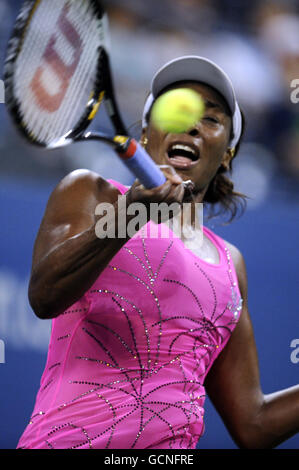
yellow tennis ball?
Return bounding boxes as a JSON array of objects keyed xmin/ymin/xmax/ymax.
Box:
[{"xmin": 151, "ymin": 88, "xmax": 205, "ymax": 134}]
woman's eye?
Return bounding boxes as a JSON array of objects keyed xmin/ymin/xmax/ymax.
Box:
[{"xmin": 203, "ymin": 116, "xmax": 219, "ymax": 124}]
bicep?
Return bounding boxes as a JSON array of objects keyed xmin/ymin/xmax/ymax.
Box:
[
  {"xmin": 204, "ymin": 245, "xmax": 264, "ymax": 445},
  {"xmin": 205, "ymin": 307, "xmax": 263, "ymax": 423},
  {"xmin": 31, "ymin": 170, "xmax": 105, "ymax": 269}
]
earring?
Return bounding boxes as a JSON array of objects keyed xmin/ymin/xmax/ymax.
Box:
[
  {"xmin": 228, "ymin": 147, "xmax": 235, "ymax": 158},
  {"xmin": 141, "ymin": 136, "xmax": 148, "ymax": 148}
]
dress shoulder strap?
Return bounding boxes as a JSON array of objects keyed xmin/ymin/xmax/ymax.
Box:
[{"xmin": 107, "ymin": 179, "xmax": 129, "ymax": 195}]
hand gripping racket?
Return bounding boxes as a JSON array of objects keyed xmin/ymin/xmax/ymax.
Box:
[{"xmin": 4, "ymin": 0, "xmax": 167, "ymax": 189}]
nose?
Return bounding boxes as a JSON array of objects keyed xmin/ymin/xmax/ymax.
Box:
[{"xmin": 188, "ymin": 127, "xmax": 200, "ymax": 137}]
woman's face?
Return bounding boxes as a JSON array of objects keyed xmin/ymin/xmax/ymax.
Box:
[{"xmin": 143, "ymin": 82, "xmax": 233, "ymax": 200}]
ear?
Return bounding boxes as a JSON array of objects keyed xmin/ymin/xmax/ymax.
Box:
[{"xmin": 221, "ymin": 148, "xmax": 235, "ymax": 172}]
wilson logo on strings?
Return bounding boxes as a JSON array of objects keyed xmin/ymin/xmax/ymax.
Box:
[{"xmin": 30, "ymin": 4, "xmax": 83, "ymax": 113}]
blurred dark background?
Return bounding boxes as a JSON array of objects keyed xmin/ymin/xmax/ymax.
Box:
[{"xmin": 0, "ymin": 0, "xmax": 298, "ymax": 449}]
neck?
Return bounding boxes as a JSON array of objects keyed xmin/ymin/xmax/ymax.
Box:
[
  {"xmin": 166, "ymin": 201, "xmax": 203, "ymax": 244},
  {"xmin": 182, "ymin": 184, "xmax": 208, "ymax": 227}
]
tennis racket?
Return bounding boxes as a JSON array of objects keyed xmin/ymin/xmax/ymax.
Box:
[{"xmin": 4, "ymin": 0, "xmax": 167, "ymax": 189}]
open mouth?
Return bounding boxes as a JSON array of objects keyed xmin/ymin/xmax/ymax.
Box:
[{"xmin": 167, "ymin": 143, "xmax": 200, "ymax": 169}]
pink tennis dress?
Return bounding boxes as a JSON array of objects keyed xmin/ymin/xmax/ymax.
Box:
[{"xmin": 17, "ymin": 180, "xmax": 242, "ymax": 449}]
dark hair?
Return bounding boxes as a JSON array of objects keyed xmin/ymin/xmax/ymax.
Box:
[{"xmin": 203, "ymin": 109, "xmax": 247, "ymax": 223}]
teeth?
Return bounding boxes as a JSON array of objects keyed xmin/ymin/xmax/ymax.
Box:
[{"xmin": 170, "ymin": 144, "xmax": 196, "ymax": 155}]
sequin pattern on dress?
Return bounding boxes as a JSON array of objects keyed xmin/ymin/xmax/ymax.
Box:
[{"xmin": 17, "ymin": 185, "xmax": 242, "ymax": 450}]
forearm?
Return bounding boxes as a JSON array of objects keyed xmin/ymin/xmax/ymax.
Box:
[
  {"xmin": 257, "ymin": 385, "xmax": 299, "ymax": 448},
  {"xmin": 29, "ymin": 196, "xmax": 140, "ymax": 318}
]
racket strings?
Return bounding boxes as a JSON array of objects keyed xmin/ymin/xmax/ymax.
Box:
[
  {"xmin": 15, "ymin": 2, "xmax": 60, "ymax": 138},
  {"xmin": 54, "ymin": 1, "xmax": 100, "ymax": 135},
  {"xmin": 14, "ymin": 0, "xmax": 106, "ymax": 145},
  {"xmin": 52, "ymin": 6, "xmax": 99, "ymax": 140},
  {"xmin": 37, "ymin": 2, "xmax": 98, "ymax": 140}
]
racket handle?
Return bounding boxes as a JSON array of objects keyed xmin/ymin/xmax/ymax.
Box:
[{"xmin": 116, "ymin": 138, "xmax": 166, "ymax": 189}]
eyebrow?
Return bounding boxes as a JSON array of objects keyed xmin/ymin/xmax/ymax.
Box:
[{"xmin": 204, "ymin": 99, "xmax": 225, "ymax": 112}]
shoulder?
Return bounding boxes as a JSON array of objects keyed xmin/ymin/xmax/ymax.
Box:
[
  {"xmin": 223, "ymin": 239, "xmax": 245, "ymax": 273},
  {"xmin": 47, "ymin": 169, "xmax": 116, "ymax": 206},
  {"xmin": 54, "ymin": 168, "xmax": 107, "ymax": 193},
  {"xmin": 39, "ymin": 169, "xmax": 120, "ymax": 228}
]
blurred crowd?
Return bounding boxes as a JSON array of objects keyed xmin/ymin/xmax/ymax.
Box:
[{"xmin": 0, "ymin": 0, "xmax": 299, "ymax": 202}]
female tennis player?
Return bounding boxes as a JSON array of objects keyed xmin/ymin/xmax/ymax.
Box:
[{"xmin": 17, "ymin": 56, "xmax": 299, "ymax": 449}]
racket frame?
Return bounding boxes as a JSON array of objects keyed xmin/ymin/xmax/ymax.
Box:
[
  {"xmin": 4, "ymin": 0, "xmax": 127, "ymax": 149},
  {"xmin": 4, "ymin": 0, "xmax": 177, "ymax": 189}
]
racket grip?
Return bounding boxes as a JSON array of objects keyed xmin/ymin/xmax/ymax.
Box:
[{"xmin": 117, "ymin": 139, "xmax": 167, "ymax": 189}]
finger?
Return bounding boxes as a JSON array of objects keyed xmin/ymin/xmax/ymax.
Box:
[
  {"xmin": 166, "ymin": 183, "xmax": 185, "ymax": 204},
  {"xmin": 159, "ymin": 165, "xmax": 183, "ymax": 185},
  {"xmin": 134, "ymin": 179, "xmax": 173, "ymax": 201},
  {"xmin": 175, "ymin": 183, "xmax": 186, "ymax": 203}
]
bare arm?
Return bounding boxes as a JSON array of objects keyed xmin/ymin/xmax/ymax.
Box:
[
  {"xmin": 29, "ymin": 168, "xmax": 184, "ymax": 319},
  {"xmin": 28, "ymin": 169, "xmax": 130, "ymax": 318},
  {"xmin": 204, "ymin": 242, "xmax": 299, "ymax": 449}
]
